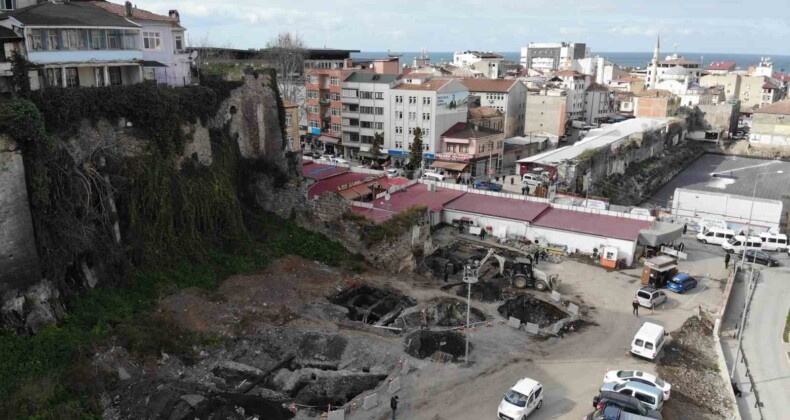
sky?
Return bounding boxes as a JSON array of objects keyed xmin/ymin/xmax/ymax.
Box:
[{"xmin": 133, "ymin": 0, "xmax": 790, "ymax": 54}]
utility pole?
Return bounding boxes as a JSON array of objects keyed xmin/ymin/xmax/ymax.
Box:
[
  {"xmin": 730, "ymin": 266, "xmax": 757, "ymax": 379},
  {"xmin": 462, "ymin": 262, "xmax": 479, "ymax": 365}
]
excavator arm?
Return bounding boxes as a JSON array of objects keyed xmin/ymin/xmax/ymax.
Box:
[{"xmin": 475, "ymin": 248, "xmax": 507, "ymax": 276}]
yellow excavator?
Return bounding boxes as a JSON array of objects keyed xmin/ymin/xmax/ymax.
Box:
[{"xmin": 470, "ymin": 248, "xmax": 560, "ymax": 291}]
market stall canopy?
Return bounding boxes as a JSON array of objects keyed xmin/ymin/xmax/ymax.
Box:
[
  {"xmin": 638, "ymin": 221, "xmax": 684, "ymax": 247},
  {"xmin": 430, "ymin": 161, "xmax": 468, "ymax": 172}
]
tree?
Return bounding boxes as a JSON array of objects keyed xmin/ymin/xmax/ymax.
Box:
[
  {"xmin": 264, "ymin": 32, "xmax": 307, "ymax": 120},
  {"xmin": 370, "ymin": 132, "xmax": 383, "ymax": 167},
  {"xmin": 409, "ymin": 127, "xmax": 424, "ymax": 171},
  {"xmin": 10, "ymin": 51, "xmax": 32, "ymax": 97}
]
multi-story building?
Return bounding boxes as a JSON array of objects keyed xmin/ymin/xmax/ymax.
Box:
[
  {"xmin": 94, "ymin": 1, "xmax": 191, "ymax": 86},
  {"xmin": 749, "ymin": 100, "xmax": 790, "ymax": 147},
  {"xmin": 432, "ymin": 122, "xmax": 505, "ymax": 177},
  {"xmin": 460, "ymin": 78, "xmax": 527, "ymax": 137},
  {"xmin": 386, "ymin": 74, "xmax": 469, "ymax": 165},
  {"xmin": 606, "ymin": 76, "xmax": 646, "ymax": 93},
  {"xmin": 700, "ymin": 73, "xmax": 785, "ymax": 111},
  {"xmin": 282, "ymin": 100, "xmax": 300, "ymax": 152},
  {"xmin": 706, "ymin": 61, "xmax": 737, "ymax": 75},
  {"xmin": 571, "ymin": 56, "xmax": 628, "ymax": 85},
  {"xmin": 453, "ymin": 51, "xmax": 503, "ymax": 79},
  {"xmin": 553, "ymin": 70, "xmax": 590, "ymax": 122},
  {"xmin": 305, "ymin": 68, "xmax": 351, "ymax": 154},
  {"xmin": 646, "ymin": 38, "xmax": 701, "ymax": 89},
  {"xmin": 339, "ymin": 72, "xmax": 397, "ymax": 160},
  {"xmin": 700, "ymin": 73, "xmax": 741, "ymax": 101},
  {"xmin": 584, "ymin": 83, "xmax": 615, "ymax": 125},
  {"xmin": 633, "ymin": 89, "xmax": 680, "ymax": 118},
  {"xmin": 0, "ymin": 1, "xmax": 144, "ymax": 89},
  {"xmin": 520, "ymin": 42, "xmax": 587, "ymax": 72},
  {"xmin": 525, "ymin": 89, "xmax": 567, "ymax": 139}
]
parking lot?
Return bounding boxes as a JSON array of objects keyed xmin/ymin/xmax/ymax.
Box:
[{"xmin": 385, "ymin": 233, "xmax": 733, "ymax": 420}]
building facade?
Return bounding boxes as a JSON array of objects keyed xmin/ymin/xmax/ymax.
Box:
[
  {"xmin": 283, "ymin": 100, "xmax": 300, "ymax": 152},
  {"xmin": 633, "ymin": 89, "xmax": 680, "ymax": 118},
  {"xmin": 520, "ymin": 42, "xmax": 587, "ymax": 72},
  {"xmin": 453, "ymin": 51, "xmax": 503, "ymax": 79},
  {"xmin": 433, "ymin": 122, "xmax": 505, "ymax": 177},
  {"xmin": 305, "ymin": 68, "xmax": 351, "ymax": 154},
  {"xmin": 526, "ymin": 89, "xmax": 567, "ymax": 138},
  {"xmin": 386, "ymin": 75, "xmax": 469, "ymax": 165},
  {"xmin": 749, "ymin": 101, "xmax": 790, "ymax": 147},
  {"xmin": 339, "ymin": 72, "xmax": 397, "ymax": 160},
  {"xmin": 584, "ymin": 83, "xmax": 615, "ymax": 125},
  {"xmin": 553, "ymin": 70, "xmax": 590, "ymax": 123},
  {"xmin": 461, "ymin": 78, "xmax": 527, "ymax": 137}
]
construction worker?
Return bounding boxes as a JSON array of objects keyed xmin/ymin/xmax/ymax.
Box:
[{"xmin": 632, "ymin": 298, "xmax": 639, "ymax": 316}]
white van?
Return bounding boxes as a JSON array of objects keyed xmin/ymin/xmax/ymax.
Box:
[
  {"xmin": 722, "ymin": 235, "xmax": 762, "ymax": 254},
  {"xmin": 522, "ymin": 173, "xmax": 544, "ymax": 186},
  {"xmin": 759, "ymin": 232, "xmax": 788, "ymax": 252},
  {"xmin": 497, "ymin": 378, "xmax": 543, "ymax": 419},
  {"xmin": 696, "ymin": 227, "xmax": 735, "ymax": 245},
  {"xmin": 422, "ymin": 172, "xmax": 446, "ymax": 182},
  {"xmin": 630, "ymin": 322, "xmax": 667, "ymax": 361},
  {"xmin": 331, "ymin": 157, "xmax": 350, "ymax": 165}
]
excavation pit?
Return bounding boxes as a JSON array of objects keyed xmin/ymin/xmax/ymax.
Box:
[
  {"xmin": 404, "ymin": 330, "xmax": 467, "ymax": 362},
  {"xmin": 453, "ymin": 281, "xmax": 504, "ymax": 302},
  {"xmin": 394, "ymin": 297, "xmax": 486, "ymax": 329},
  {"xmin": 497, "ymin": 294, "xmax": 569, "ymax": 328},
  {"xmin": 328, "ymin": 285, "xmax": 416, "ymax": 326}
]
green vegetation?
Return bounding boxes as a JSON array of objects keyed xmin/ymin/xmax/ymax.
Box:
[
  {"xmin": 359, "ymin": 206, "xmax": 428, "ymax": 245},
  {"xmin": 577, "ymin": 147, "xmax": 601, "ymax": 162},
  {"xmin": 784, "ymin": 310, "xmax": 790, "ymax": 343},
  {"xmin": 409, "ymin": 127, "xmax": 424, "ymax": 170}
]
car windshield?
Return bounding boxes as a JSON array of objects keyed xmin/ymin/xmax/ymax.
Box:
[
  {"xmin": 727, "ymin": 237, "xmax": 738, "ymax": 245},
  {"xmin": 617, "ymin": 370, "xmax": 635, "ymax": 378},
  {"xmin": 504, "ymin": 389, "xmax": 527, "ymax": 407},
  {"xmin": 612, "ymin": 383, "xmax": 627, "ymax": 392}
]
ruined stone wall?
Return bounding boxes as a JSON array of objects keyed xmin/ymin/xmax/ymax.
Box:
[{"xmin": 698, "ymin": 103, "xmax": 739, "ymax": 136}]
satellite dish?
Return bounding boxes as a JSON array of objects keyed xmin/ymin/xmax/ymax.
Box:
[{"xmin": 189, "ymin": 51, "xmax": 198, "ymax": 60}]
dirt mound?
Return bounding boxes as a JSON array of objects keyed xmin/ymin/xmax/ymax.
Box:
[
  {"xmin": 394, "ymin": 298, "xmax": 486, "ymax": 329},
  {"xmin": 404, "ymin": 330, "xmax": 467, "ymax": 361},
  {"xmin": 497, "ymin": 294, "xmax": 568, "ymax": 327},
  {"xmin": 658, "ymin": 315, "xmax": 732, "ymax": 419},
  {"xmin": 451, "ymin": 281, "xmax": 504, "ymax": 302},
  {"xmin": 328, "ymin": 285, "xmax": 416, "ymax": 325}
]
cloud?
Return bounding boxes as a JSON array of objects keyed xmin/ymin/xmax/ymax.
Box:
[{"xmin": 559, "ymin": 26, "xmax": 586, "ymax": 36}]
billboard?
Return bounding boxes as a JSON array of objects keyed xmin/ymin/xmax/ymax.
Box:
[{"xmin": 436, "ymin": 91, "xmax": 469, "ymax": 115}]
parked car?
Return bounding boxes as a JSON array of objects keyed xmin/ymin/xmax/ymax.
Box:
[
  {"xmin": 721, "ymin": 235, "xmax": 762, "ymax": 254},
  {"xmin": 497, "ymin": 378, "xmax": 543, "ymax": 420},
  {"xmin": 630, "ymin": 322, "xmax": 667, "ymax": 361},
  {"xmin": 603, "ymin": 370, "xmax": 672, "ymax": 400},
  {"xmin": 635, "ymin": 287, "xmax": 667, "ymax": 308},
  {"xmin": 696, "ymin": 227, "xmax": 735, "ymax": 245},
  {"xmin": 583, "ymin": 404, "xmax": 658, "ymax": 420},
  {"xmin": 666, "ymin": 273, "xmax": 697, "ymax": 294},
  {"xmin": 522, "ymin": 173, "xmax": 544, "ymax": 186},
  {"xmin": 759, "ymin": 232, "xmax": 788, "ymax": 252},
  {"xmin": 386, "ymin": 168, "xmax": 401, "ymax": 179},
  {"xmin": 600, "ymin": 381, "xmax": 664, "ymax": 412},
  {"xmin": 474, "ymin": 180, "xmax": 503, "ymax": 192},
  {"xmin": 592, "ymin": 391, "xmax": 662, "ymax": 419},
  {"xmin": 739, "ymin": 249, "xmax": 780, "ymax": 267}
]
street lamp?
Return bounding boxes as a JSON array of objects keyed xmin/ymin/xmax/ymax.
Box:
[
  {"xmin": 738, "ymin": 169, "xmax": 784, "ymax": 270},
  {"xmin": 462, "ymin": 262, "xmax": 479, "ymax": 365}
]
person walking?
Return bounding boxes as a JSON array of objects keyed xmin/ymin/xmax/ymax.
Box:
[
  {"xmin": 420, "ymin": 309, "xmax": 428, "ymax": 330},
  {"xmin": 510, "ymin": 177, "xmax": 514, "ymax": 185},
  {"xmin": 731, "ymin": 381, "xmax": 743, "ymax": 397},
  {"xmin": 682, "ymin": 223, "xmax": 687, "ymax": 235},
  {"xmin": 632, "ymin": 298, "xmax": 639, "ymax": 316},
  {"xmin": 533, "ymin": 249, "xmax": 540, "ymax": 267},
  {"xmin": 443, "ymin": 269, "xmax": 449, "ymax": 283},
  {"xmin": 724, "ymin": 252, "xmax": 731, "ymax": 269},
  {"xmin": 390, "ymin": 396, "xmax": 399, "ymax": 419}
]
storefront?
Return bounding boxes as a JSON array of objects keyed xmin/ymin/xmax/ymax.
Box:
[
  {"xmin": 319, "ymin": 135, "xmax": 340, "ymax": 155},
  {"xmin": 431, "ymin": 152, "xmax": 472, "ymax": 179}
]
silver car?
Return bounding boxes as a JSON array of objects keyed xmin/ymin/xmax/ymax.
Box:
[
  {"xmin": 600, "ymin": 381, "xmax": 664, "ymax": 412},
  {"xmin": 636, "ymin": 287, "xmax": 667, "ymax": 309}
]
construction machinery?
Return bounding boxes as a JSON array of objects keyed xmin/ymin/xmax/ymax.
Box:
[{"xmin": 471, "ymin": 249, "xmax": 560, "ymax": 291}]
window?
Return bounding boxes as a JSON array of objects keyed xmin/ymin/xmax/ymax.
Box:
[
  {"xmin": 478, "ymin": 144, "xmax": 485, "ymax": 153},
  {"xmin": 361, "ymin": 121, "xmax": 373, "ymax": 129},
  {"xmin": 342, "ymin": 89, "xmax": 357, "ymax": 98},
  {"xmin": 645, "ymin": 342, "xmax": 654, "ymax": 350},
  {"xmin": 374, "ymin": 122, "xmax": 383, "ymax": 130},
  {"xmin": 374, "ymin": 107, "xmax": 384, "ymax": 115},
  {"xmin": 395, "ymin": 95, "xmax": 403, "ymax": 103},
  {"xmin": 396, "ymin": 111, "xmax": 403, "ymax": 119},
  {"xmin": 375, "ymin": 92, "xmax": 383, "ymax": 99},
  {"xmin": 285, "ymin": 113, "xmax": 293, "ymax": 127},
  {"xmin": 308, "ymin": 75, "xmax": 319, "ymax": 84},
  {"xmin": 423, "ymin": 143, "xmax": 429, "ymax": 151},
  {"xmin": 65, "ymin": 67, "xmax": 79, "ymax": 87},
  {"xmin": 330, "ymin": 77, "xmax": 339, "ymax": 86},
  {"xmin": 29, "ymin": 30, "xmax": 43, "ymax": 51},
  {"xmin": 423, "ymin": 128, "xmax": 430, "ymax": 136},
  {"xmin": 330, "ymin": 93, "xmax": 341, "ymax": 101},
  {"xmin": 307, "ymin": 105, "xmax": 319, "ymax": 114},
  {"xmin": 143, "ymin": 67, "xmax": 155, "ymax": 80},
  {"xmin": 330, "ymin": 108, "xmax": 341, "ymax": 116},
  {"xmin": 496, "ymin": 141, "xmax": 504, "ymax": 149},
  {"xmin": 360, "ymin": 106, "xmax": 374, "ymax": 114},
  {"xmin": 408, "ymin": 127, "xmax": 414, "ymax": 135},
  {"xmin": 45, "ymin": 68, "xmax": 62, "ymax": 87},
  {"xmin": 309, "ymin": 120, "xmax": 320, "ymax": 129},
  {"xmin": 409, "ymin": 112, "xmax": 416, "ymax": 120},
  {"xmin": 143, "ymin": 31, "xmax": 162, "ymax": 50},
  {"xmin": 1, "ymin": 0, "xmax": 15, "ymax": 11},
  {"xmin": 174, "ymin": 34, "xmax": 184, "ymax": 51},
  {"xmin": 331, "ymin": 123, "xmax": 341, "ymax": 133},
  {"xmin": 459, "ymin": 145, "xmax": 468, "ymax": 153},
  {"xmin": 361, "ymin": 135, "xmax": 374, "ymax": 144},
  {"xmin": 307, "ymin": 90, "xmax": 319, "ymax": 99},
  {"xmin": 422, "ymin": 113, "xmax": 431, "ymax": 121},
  {"xmin": 409, "ymin": 96, "xmax": 416, "ymax": 104},
  {"xmin": 108, "ymin": 67, "xmax": 122, "ymax": 86},
  {"xmin": 47, "ymin": 30, "xmax": 61, "ymax": 50},
  {"xmin": 395, "ymin": 141, "xmax": 403, "ymax": 149},
  {"xmin": 635, "ymin": 393, "xmax": 656, "ymax": 405},
  {"xmin": 107, "ymin": 30, "xmax": 120, "ymax": 49},
  {"xmin": 63, "ymin": 29, "xmax": 81, "ymax": 49},
  {"xmin": 395, "ymin": 126, "xmax": 403, "ymax": 134},
  {"xmin": 359, "ymin": 91, "xmax": 373, "ymax": 99},
  {"xmin": 423, "ymin": 97, "xmax": 431, "ymax": 105}
]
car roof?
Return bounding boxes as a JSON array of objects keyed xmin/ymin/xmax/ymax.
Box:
[
  {"xmin": 636, "ymin": 322, "xmax": 665, "ymax": 337},
  {"xmin": 619, "ymin": 380, "xmax": 662, "ymax": 394},
  {"xmin": 638, "ymin": 286, "xmax": 657, "ymax": 293},
  {"xmin": 672, "ymin": 273, "xmax": 692, "ymax": 281},
  {"xmin": 599, "ymin": 391, "xmax": 640, "ymax": 407},
  {"xmin": 511, "ymin": 377, "xmax": 540, "ymax": 394}
]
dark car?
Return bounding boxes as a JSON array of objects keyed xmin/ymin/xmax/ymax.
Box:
[
  {"xmin": 591, "ymin": 391, "xmax": 662, "ymax": 419},
  {"xmin": 584, "ymin": 405, "xmax": 656, "ymax": 420},
  {"xmin": 473, "ymin": 180, "xmax": 503, "ymax": 192},
  {"xmin": 740, "ymin": 249, "xmax": 780, "ymax": 267}
]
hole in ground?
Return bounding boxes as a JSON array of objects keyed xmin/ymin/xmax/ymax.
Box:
[
  {"xmin": 395, "ymin": 297, "xmax": 486, "ymax": 329},
  {"xmin": 497, "ymin": 294, "xmax": 569, "ymax": 327},
  {"xmin": 404, "ymin": 330, "xmax": 467, "ymax": 362},
  {"xmin": 328, "ymin": 285, "xmax": 416, "ymax": 326}
]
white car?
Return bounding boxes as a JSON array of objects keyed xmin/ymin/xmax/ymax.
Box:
[
  {"xmin": 497, "ymin": 378, "xmax": 543, "ymax": 420},
  {"xmin": 386, "ymin": 168, "xmax": 400, "ymax": 178},
  {"xmin": 603, "ymin": 370, "xmax": 672, "ymax": 400}
]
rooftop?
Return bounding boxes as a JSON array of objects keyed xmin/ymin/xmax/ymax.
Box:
[
  {"xmin": 635, "ymin": 89, "xmax": 674, "ymax": 98},
  {"xmin": 554, "ymin": 70, "xmax": 585, "ymax": 78},
  {"xmin": 394, "ymin": 79, "xmax": 453, "ymax": 91},
  {"xmin": 2, "ymin": 1, "xmax": 139, "ymax": 27},
  {"xmin": 301, "ymin": 162, "xmax": 349, "ymax": 181},
  {"xmin": 344, "ymin": 72, "xmax": 400, "ymax": 84},
  {"xmin": 524, "ymin": 118, "xmax": 667, "ymax": 165},
  {"xmin": 442, "ymin": 122, "xmax": 502, "ymax": 138},
  {"xmin": 444, "ymin": 194, "xmax": 551, "ymax": 223},
  {"xmin": 92, "ymin": 1, "xmax": 183, "ymax": 28},
  {"xmin": 754, "ymin": 100, "xmax": 790, "ymax": 115},
  {"xmin": 707, "ymin": 61, "xmax": 736, "ymax": 71},
  {"xmin": 469, "ymin": 107, "xmax": 504, "ymax": 118},
  {"xmin": 533, "ymin": 208, "xmax": 653, "ymax": 241},
  {"xmin": 460, "ymin": 78, "xmax": 519, "ymax": 93},
  {"xmin": 307, "ymin": 172, "xmax": 371, "ymax": 199},
  {"xmin": 659, "ymin": 58, "xmax": 700, "ymax": 66},
  {"xmin": 367, "ymin": 183, "xmax": 466, "ymax": 218},
  {"xmin": 0, "ymin": 26, "xmax": 20, "ymax": 39}
]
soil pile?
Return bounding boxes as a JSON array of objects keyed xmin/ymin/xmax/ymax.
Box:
[
  {"xmin": 497, "ymin": 294, "xmax": 568, "ymax": 327},
  {"xmin": 658, "ymin": 315, "xmax": 733, "ymax": 420}
]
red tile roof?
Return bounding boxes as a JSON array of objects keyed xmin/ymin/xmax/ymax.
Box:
[
  {"xmin": 92, "ymin": 1, "xmax": 183, "ymax": 28},
  {"xmin": 706, "ymin": 61, "xmax": 736, "ymax": 71},
  {"xmin": 307, "ymin": 172, "xmax": 372, "ymax": 199},
  {"xmin": 460, "ymin": 78, "xmax": 519, "ymax": 93},
  {"xmin": 394, "ymin": 79, "xmax": 452, "ymax": 91},
  {"xmin": 445, "ymin": 194, "xmax": 550, "ymax": 223},
  {"xmin": 554, "ymin": 70, "xmax": 585, "ymax": 78},
  {"xmin": 635, "ymin": 88, "xmax": 673, "ymax": 98},
  {"xmin": 533, "ymin": 208, "xmax": 652, "ymax": 241},
  {"xmin": 754, "ymin": 100, "xmax": 790, "ymax": 115},
  {"xmin": 301, "ymin": 162, "xmax": 349, "ymax": 180},
  {"xmin": 369, "ymin": 183, "xmax": 466, "ymax": 213}
]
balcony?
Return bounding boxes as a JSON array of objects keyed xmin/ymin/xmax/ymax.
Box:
[{"xmin": 28, "ymin": 49, "xmax": 142, "ymax": 64}]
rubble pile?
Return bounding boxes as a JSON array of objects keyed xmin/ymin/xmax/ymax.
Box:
[
  {"xmin": 328, "ymin": 285, "xmax": 416, "ymax": 326},
  {"xmin": 394, "ymin": 297, "xmax": 486, "ymax": 329},
  {"xmin": 658, "ymin": 316, "xmax": 732, "ymax": 420},
  {"xmin": 497, "ymin": 294, "xmax": 569, "ymax": 327}
]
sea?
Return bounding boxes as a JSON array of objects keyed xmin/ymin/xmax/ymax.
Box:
[{"xmin": 352, "ymin": 51, "xmax": 790, "ymax": 72}]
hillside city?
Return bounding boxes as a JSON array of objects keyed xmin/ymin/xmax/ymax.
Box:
[{"xmin": 0, "ymin": 1, "xmax": 789, "ymax": 420}]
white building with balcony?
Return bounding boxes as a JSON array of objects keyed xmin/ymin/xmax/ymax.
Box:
[{"xmin": 0, "ymin": 1, "xmax": 144, "ymax": 88}]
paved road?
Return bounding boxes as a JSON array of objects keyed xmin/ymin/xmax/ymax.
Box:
[{"xmin": 741, "ymin": 266, "xmax": 790, "ymax": 419}]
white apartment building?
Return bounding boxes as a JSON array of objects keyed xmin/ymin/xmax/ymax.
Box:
[
  {"xmin": 553, "ymin": 70, "xmax": 591, "ymax": 122},
  {"xmin": 584, "ymin": 83, "xmax": 615, "ymax": 125},
  {"xmin": 571, "ymin": 56, "xmax": 628, "ymax": 85},
  {"xmin": 460, "ymin": 78, "xmax": 527, "ymax": 137},
  {"xmin": 452, "ymin": 50, "xmax": 503, "ymax": 79},
  {"xmin": 520, "ymin": 42, "xmax": 587, "ymax": 72},
  {"xmin": 386, "ymin": 75, "xmax": 468, "ymax": 164},
  {"xmin": 339, "ymin": 72, "xmax": 398, "ymax": 160}
]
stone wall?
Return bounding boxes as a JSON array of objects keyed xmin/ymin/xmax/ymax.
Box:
[{"xmin": 697, "ymin": 102, "xmax": 739, "ymax": 136}]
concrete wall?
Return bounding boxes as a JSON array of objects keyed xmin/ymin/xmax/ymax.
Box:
[
  {"xmin": 529, "ymin": 225, "xmax": 637, "ymax": 266},
  {"xmin": 0, "ymin": 136, "xmax": 41, "ymax": 293},
  {"xmin": 672, "ymin": 188, "xmax": 782, "ymax": 230},
  {"xmin": 750, "ymin": 112, "xmax": 790, "ymax": 147},
  {"xmin": 526, "ymin": 94, "xmax": 566, "ymax": 136},
  {"xmin": 698, "ymin": 102, "xmax": 740, "ymax": 136},
  {"xmin": 443, "ymin": 209, "xmax": 530, "ymax": 238}
]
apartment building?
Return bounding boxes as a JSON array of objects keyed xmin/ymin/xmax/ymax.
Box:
[
  {"xmin": 520, "ymin": 42, "xmax": 587, "ymax": 71},
  {"xmin": 553, "ymin": 70, "xmax": 590, "ymax": 122},
  {"xmin": 305, "ymin": 68, "xmax": 351, "ymax": 153},
  {"xmin": 453, "ymin": 51, "xmax": 503, "ymax": 79},
  {"xmin": 283, "ymin": 100, "xmax": 299, "ymax": 152},
  {"xmin": 386, "ymin": 75, "xmax": 468, "ymax": 165},
  {"xmin": 525, "ymin": 89, "xmax": 567, "ymax": 139},
  {"xmin": 433, "ymin": 122, "xmax": 505, "ymax": 177},
  {"xmin": 339, "ymin": 72, "xmax": 397, "ymax": 160},
  {"xmin": 633, "ymin": 89, "xmax": 680, "ymax": 118},
  {"xmin": 584, "ymin": 83, "xmax": 615, "ymax": 125},
  {"xmin": 460, "ymin": 78, "xmax": 527, "ymax": 137},
  {"xmin": 94, "ymin": 1, "xmax": 191, "ymax": 86},
  {"xmin": 0, "ymin": 1, "xmax": 145, "ymax": 89}
]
